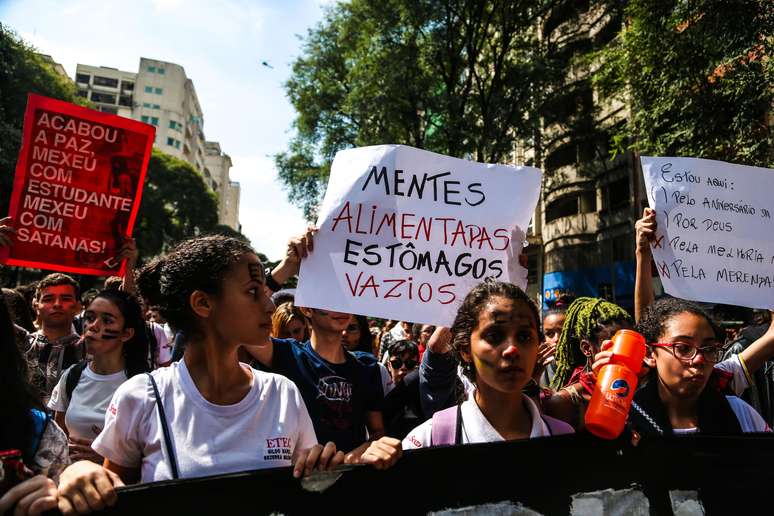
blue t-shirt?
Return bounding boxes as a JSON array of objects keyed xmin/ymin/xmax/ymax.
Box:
[{"xmin": 257, "ymin": 339, "xmax": 384, "ymax": 453}]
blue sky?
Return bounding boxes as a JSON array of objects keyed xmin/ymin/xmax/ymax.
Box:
[{"xmin": 0, "ymin": 0, "xmax": 330, "ymax": 260}]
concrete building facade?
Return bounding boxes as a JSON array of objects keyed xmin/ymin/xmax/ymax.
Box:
[
  {"xmin": 74, "ymin": 58, "xmax": 241, "ymax": 231},
  {"xmin": 519, "ymin": 3, "xmax": 647, "ymax": 311}
]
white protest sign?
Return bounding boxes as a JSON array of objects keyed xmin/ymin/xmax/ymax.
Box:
[
  {"xmin": 296, "ymin": 145, "xmax": 542, "ymax": 326},
  {"xmin": 642, "ymin": 156, "xmax": 774, "ymax": 309}
]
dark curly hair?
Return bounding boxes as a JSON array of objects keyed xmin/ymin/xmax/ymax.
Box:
[
  {"xmin": 637, "ymin": 297, "xmax": 722, "ymax": 345},
  {"xmin": 450, "ymin": 280, "xmax": 539, "ymax": 381},
  {"xmin": 136, "ymin": 236, "xmax": 256, "ymax": 337},
  {"xmin": 88, "ymin": 289, "xmax": 151, "ymax": 377}
]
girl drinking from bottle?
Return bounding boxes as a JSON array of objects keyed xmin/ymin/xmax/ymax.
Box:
[
  {"xmin": 600, "ymin": 298, "xmax": 771, "ymax": 436},
  {"xmin": 48, "ymin": 290, "xmax": 150, "ymax": 464},
  {"xmin": 56, "ymin": 236, "xmax": 343, "ymax": 515},
  {"xmin": 402, "ymin": 280, "xmax": 573, "ymax": 448}
]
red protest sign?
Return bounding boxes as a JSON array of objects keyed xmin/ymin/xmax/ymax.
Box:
[{"xmin": 0, "ymin": 93, "xmax": 154, "ymax": 276}]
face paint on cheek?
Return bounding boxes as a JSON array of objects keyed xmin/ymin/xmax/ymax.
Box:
[{"xmin": 101, "ymin": 329, "xmax": 122, "ymax": 340}]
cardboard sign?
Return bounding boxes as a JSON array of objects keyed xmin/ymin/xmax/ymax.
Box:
[
  {"xmin": 0, "ymin": 94, "xmax": 154, "ymax": 276},
  {"xmin": 296, "ymin": 145, "xmax": 541, "ymax": 325},
  {"xmin": 642, "ymin": 156, "xmax": 774, "ymax": 309}
]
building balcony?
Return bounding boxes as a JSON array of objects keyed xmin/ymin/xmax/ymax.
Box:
[{"xmin": 543, "ymin": 211, "xmax": 599, "ymax": 248}]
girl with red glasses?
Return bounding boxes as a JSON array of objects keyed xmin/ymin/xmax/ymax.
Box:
[{"xmin": 622, "ymin": 298, "xmax": 771, "ymax": 436}]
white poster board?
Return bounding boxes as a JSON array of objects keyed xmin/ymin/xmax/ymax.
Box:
[
  {"xmin": 296, "ymin": 145, "xmax": 542, "ymax": 326},
  {"xmin": 642, "ymin": 156, "xmax": 774, "ymax": 309}
]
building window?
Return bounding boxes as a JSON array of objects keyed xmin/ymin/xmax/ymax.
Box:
[
  {"xmin": 169, "ymin": 120, "xmax": 177, "ymax": 129},
  {"xmin": 148, "ymin": 66, "xmax": 156, "ymax": 73},
  {"xmin": 100, "ymin": 106, "xmax": 118, "ymax": 114},
  {"xmin": 93, "ymin": 76, "xmax": 119, "ymax": 88},
  {"xmin": 90, "ymin": 92, "xmax": 116, "ymax": 104},
  {"xmin": 142, "ymin": 102, "xmax": 152, "ymax": 108},
  {"xmin": 121, "ymin": 81, "xmax": 134, "ymax": 92},
  {"xmin": 77, "ymin": 90, "xmax": 88, "ymax": 98},
  {"xmin": 154, "ymin": 87, "xmax": 163, "ymax": 95},
  {"xmin": 602, "ymin": 178, "xmax": 631, "ymax": 212},
  {"xmin": 545, "ymin": 195, "xmax": 579, "ymax": 223},
  {"xmin": 141, "ymin": 115, "xmax": 150, "ymax": 123},
  {"xmin": 157, "ymin": 68, "xmax": 165, "ymax": 75},
  {"xmin": 75, "ymin": 73, "xmax": 90, "ymax": 84},
  {"xmin": 150, "ymin": 117, "xmax": 159, "ymax": 126},
  {"xmin": 153, "ymin": 104, "xmax": 160, "ymax": 109},
  {"xmin": 144, "ymin": 86, "xmax": 153, "ymax": 93},
  {"xmin": 119, "ymin": 95, "xmax": 132, "ymax": 107}
]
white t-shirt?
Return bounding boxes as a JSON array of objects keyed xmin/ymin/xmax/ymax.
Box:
[
  {"xmin": 48, "ymin": 363, "xmax": 127, "ymax": 440},
  {"xmin": 92, "ymin": 359, "xmax": 318, "ymax": 483},
  {"xmin": 150, "ymin": 322, "xmax": 172, "ymax": 365},
  {"xmin": 714, "ymin": 354, "xmax": 751, "ymax": 395},
  {"xmin": 402, "ymin": 393, "xmax": 574, "ymax": 449},
  {"xmin": 667, "ymin": 396, "xmax": 770, "ymax": 434}
]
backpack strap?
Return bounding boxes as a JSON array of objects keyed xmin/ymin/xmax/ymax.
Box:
[
  {"xmin": 65, "ymin": 361, "xmax": 89, "ymax": 402},
  {"xmin": 540, "ymin": 415, "xmax": 574, "ymax": 436},
  {"xmin": 146, "ymin": 373, "xmax": 180, "ymax": 479},
  {"xmin": 430, "ymin": 404, "xmax": 462, "ymax": 446}
]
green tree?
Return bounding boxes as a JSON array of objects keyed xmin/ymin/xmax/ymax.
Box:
[
  {"xmin": 135, "ymin": 150, "xmax": 219, "ymax": 258},
  {"xmin": 276, "ymin": 0, "xmax": 552, "ymax": 220},
  {"xmin": 595, "ymin": 0, "xmax": 773, "ymax": 166},
  {"xmin": 0, "ymin": 23, "xmax": 84, "ymax": 216}
]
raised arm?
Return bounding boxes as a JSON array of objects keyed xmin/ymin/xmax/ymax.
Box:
[
  {"xmin": 634, "ymin": 208, "xmax": 657, "ymax": 323},
  {"xmin": 270, "ymin": 227, "xmax": 316, "ymax": 287},
  {"xmin": 738, "ymin": 313, "xmax": 774, "ymax": 376},
  {"xmin": 418, "ymin": 326, "xmax": 459, "ymax": 416}
]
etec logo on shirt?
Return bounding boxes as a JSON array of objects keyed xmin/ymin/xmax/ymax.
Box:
[{"xmin": 264, "ymin": 436, "xmax": 292, "ymax": 461}]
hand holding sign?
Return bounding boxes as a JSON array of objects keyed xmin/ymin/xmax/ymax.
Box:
[
  {"xmin": 634, "ymin": 208, "xmax": 657, "ymax": 255},
  {"xmin": 0, "ymin": 216, "xmax": 15, "ymax": 249}
]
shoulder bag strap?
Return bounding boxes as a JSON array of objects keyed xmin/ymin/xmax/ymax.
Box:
[
  {"xmin": 430, "ymin": 404, "xmax": 461, "ymax": 446},
  {"xmin": 146, "ymin": 373, "xmax": 180, "ymax": 479}
]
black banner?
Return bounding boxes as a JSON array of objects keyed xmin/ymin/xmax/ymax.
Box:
[{"xmin": 53, "ymin": 434, "xmax": 774, "ymax": 515}]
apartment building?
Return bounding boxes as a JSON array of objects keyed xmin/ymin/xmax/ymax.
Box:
[
  {"xmin": 74, "ymin": 58, "xmax": 241, "ymax": 230},
  {"xmin": 204, "ymin": 141, "xmax": 240, "ymax": 231},
  {"xmin": 522, "ymin": 2, "xmax": 649, "ymax": 311}
]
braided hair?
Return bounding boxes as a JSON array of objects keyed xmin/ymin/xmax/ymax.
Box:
[{"xmin": 550, "ymin": 297, "xmax": 633, "ymax": 390}]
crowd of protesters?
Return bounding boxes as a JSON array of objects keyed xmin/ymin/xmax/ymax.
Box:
[{"xmin": 1, "ymin": 208, "xmax": 773, "ymax": 515}]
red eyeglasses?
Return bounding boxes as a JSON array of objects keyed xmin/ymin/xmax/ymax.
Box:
[{"xmin": 650, "ymin": 342, "xmax": 725, "ymax": 363}]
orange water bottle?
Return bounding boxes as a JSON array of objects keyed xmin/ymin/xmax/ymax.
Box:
[{"xmin": 585, "ymin": 329, "xmax": 646, "ymax": 439}]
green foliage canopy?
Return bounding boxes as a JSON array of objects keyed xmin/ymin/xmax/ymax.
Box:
[
  {"xmin": 276, "ymin": 0, "xmax": 551, "ymax": 220},
  {"xmin": 595, "ymin": 0, "xmax": 773, "ymax": 166}
]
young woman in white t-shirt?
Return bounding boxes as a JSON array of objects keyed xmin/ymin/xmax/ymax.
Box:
[
  {"xmin": 49, "ymin": 289, "xmax": 151, "ymax": 464},
  {"xmin": 403, "ymin": 280, "xmax": 573, "ymax": 450},
  {"xmin": 56, "ymin": 236, "xmax": 343, "ymax": 515}
]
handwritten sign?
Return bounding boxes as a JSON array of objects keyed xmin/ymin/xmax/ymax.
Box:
[
  {"xmin": 642, "ymin": 156, "xmax": 774, "ymax": 310},
  {"xmin": 0, "ymin": 94, "xmax": 154, "ymax": 276},
  {"xmin": 296, "ymin": 145, "xmax": 541, "ymax": 326}
]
